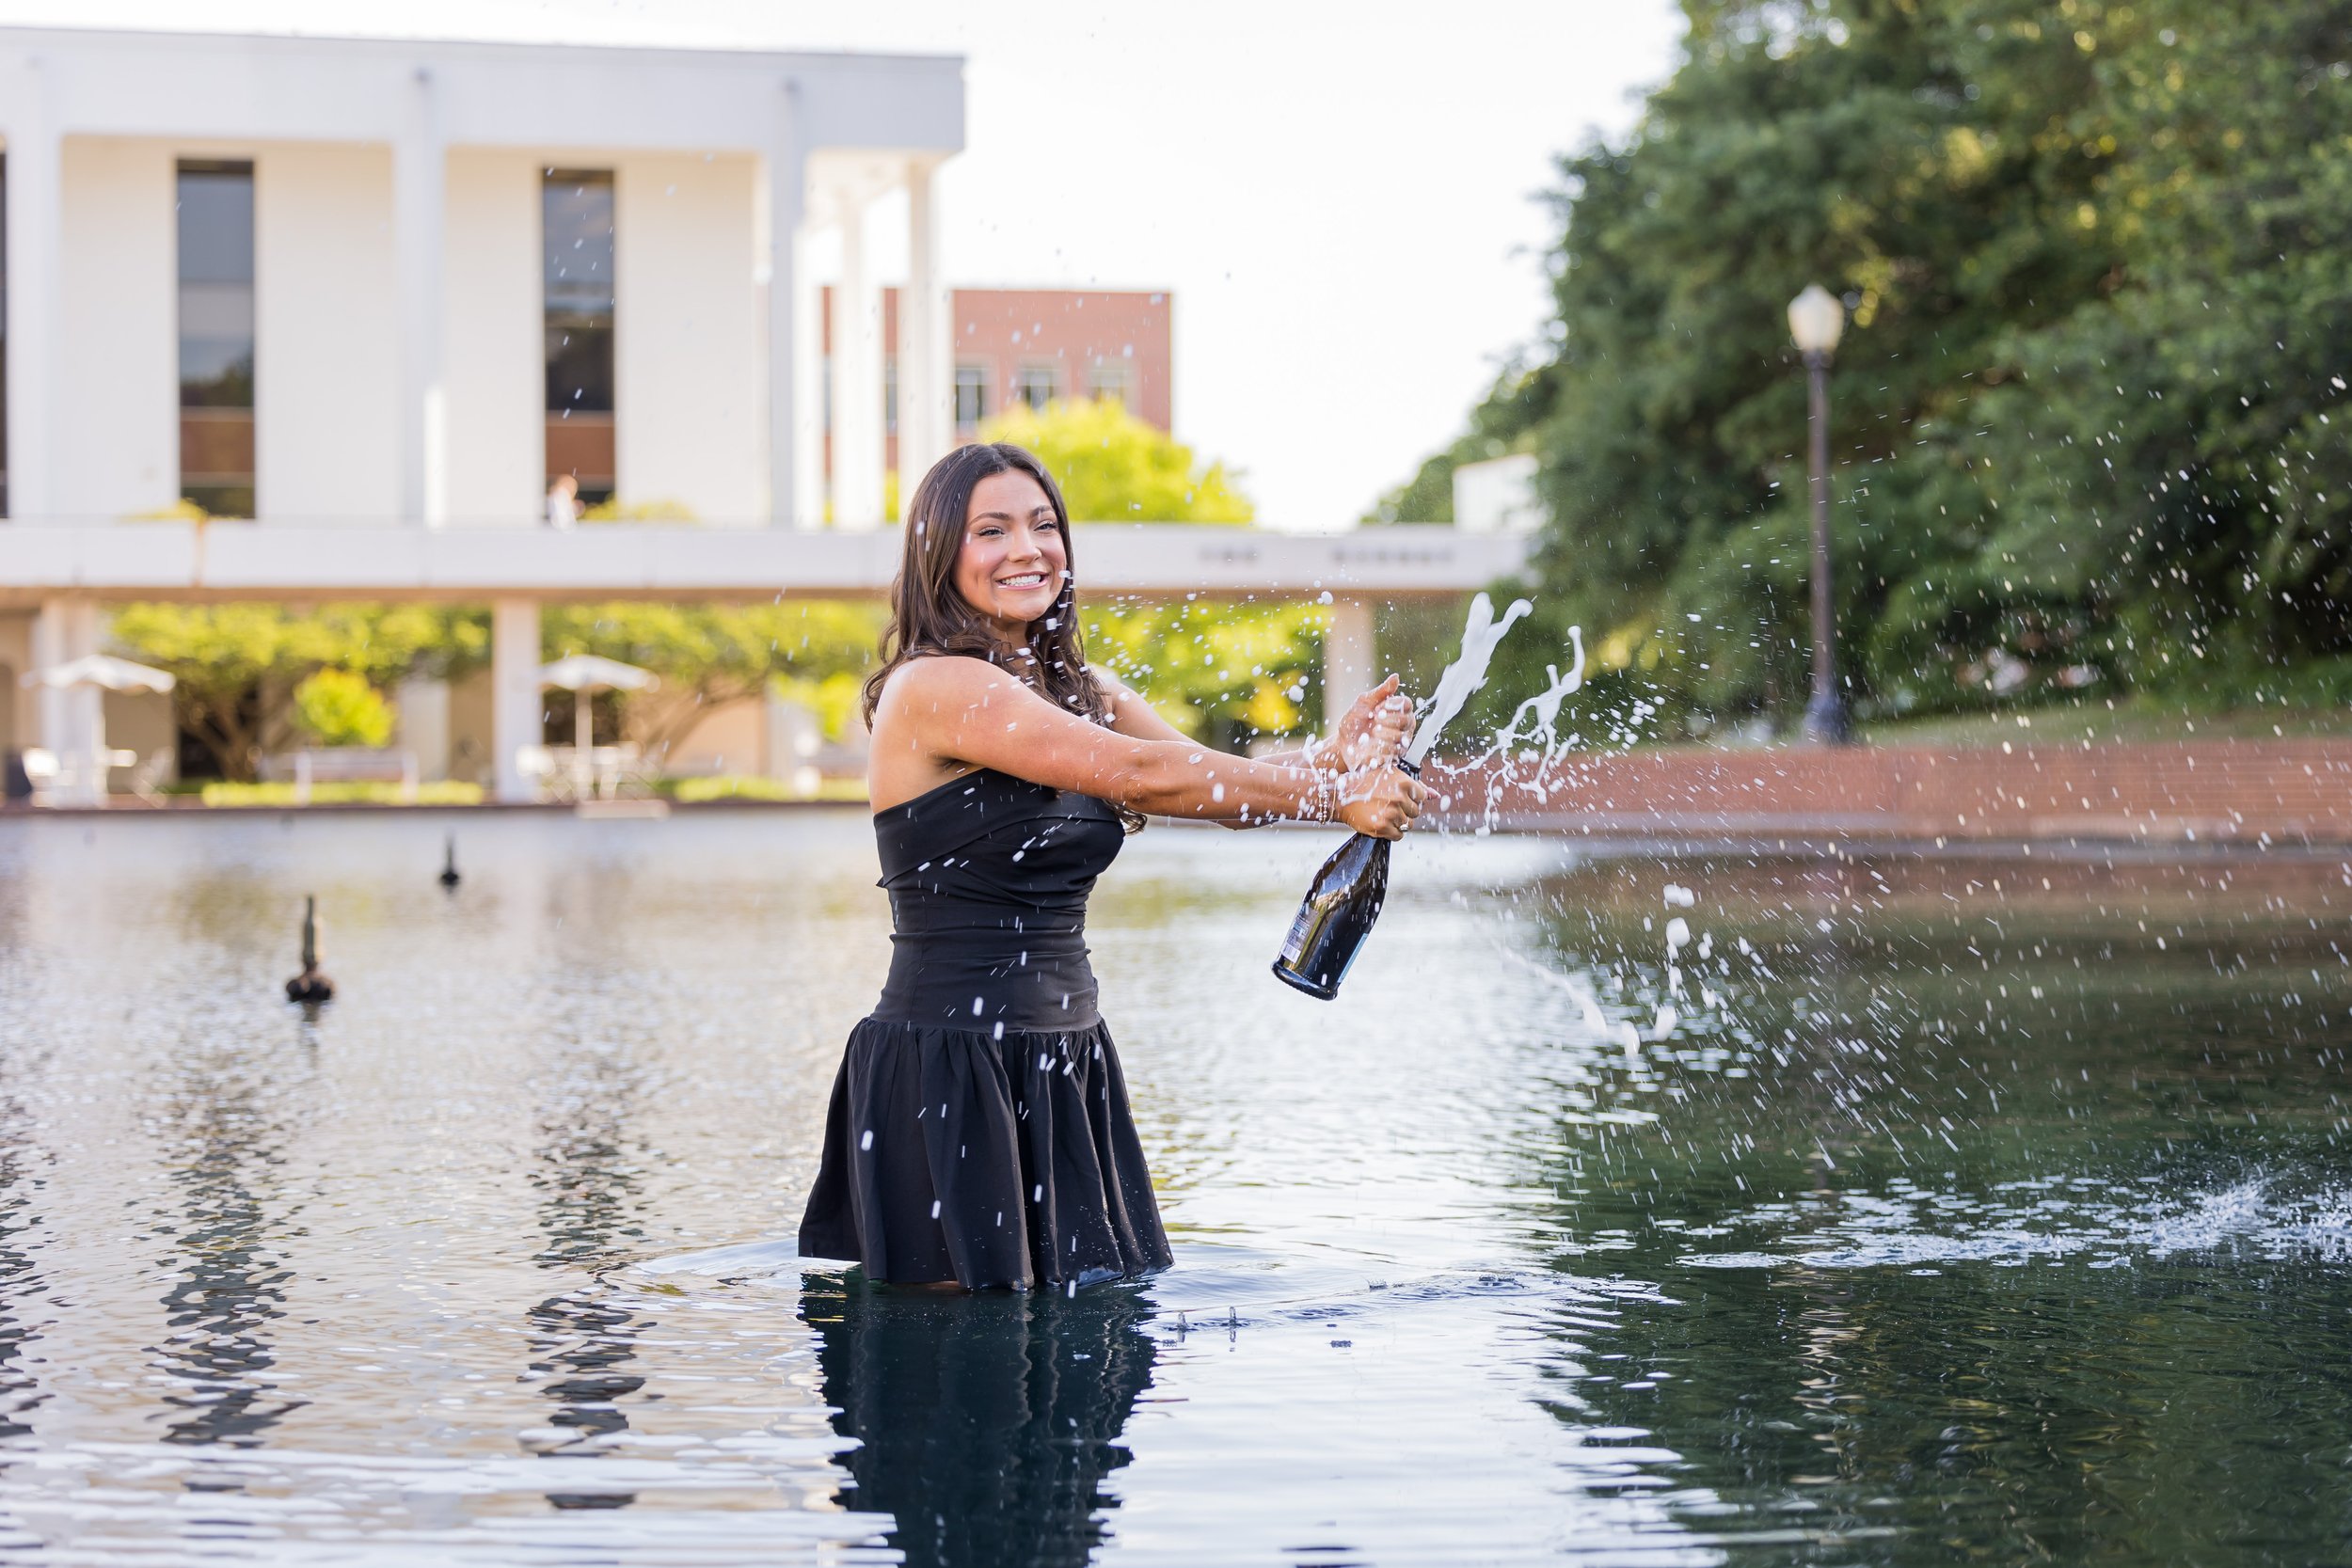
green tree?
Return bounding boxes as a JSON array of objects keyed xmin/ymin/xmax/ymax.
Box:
[
  {"xmin": 1908, "ymin": 0, "xmax": 2352, "ymax": 704},
  {"xmin": 109, "ymin": 603, "xmax": 485, "ymax": 778},
  {"xmin": 1360, "ymin": 363, "xmax": 1554, "ymax": 526},
  {"xmin": 292, "ymin": 669, "xmax": 394, "ymax": 749},
  {"xmin": 580, "ymin": 497, "xmax": 697, "ymax": 524},
  {"xmin": 542, "ymin": 601, "xmax": 883, "ymax": 757},
  {"xmin": 1391, "ymin": 0, "xmax": 2352, "ymax": 734},
  {"xmin": 980, "ymin": 397, "xmax": 1253, "ymax": 523},
  {"xmin": 1085, "ymin": 599, "xmax": 1327, "ymax": 747},
  {"xmin": 974, "ymin": 396, "xmax": 1322, "ymax": 740}
]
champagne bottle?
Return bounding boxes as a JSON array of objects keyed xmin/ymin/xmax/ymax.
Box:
[{"xmin": 1270, "ymin": 761, "xmax": 1418, "ymax": 1000}]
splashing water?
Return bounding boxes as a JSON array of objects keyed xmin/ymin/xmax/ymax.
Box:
[
  {"xmin": 1678, "ymin": 1174, "xmax": 2352, "ymax": 1272},
  {"xmin": 1456, "ymin": 626, "xmax": 1585, "ymax": 831},
  {"xmin": 1406, "ymin": 592, "xmax": 1534, "ymax": 768},
  {"xmin": 1482, "ymin": 626, "xmax": 1587, "ymax": 764}
]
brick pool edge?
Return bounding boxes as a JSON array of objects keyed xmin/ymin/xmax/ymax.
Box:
[{"xmin": 1422, "ymin": 737, "xmax": 2352, "ymax": 848}]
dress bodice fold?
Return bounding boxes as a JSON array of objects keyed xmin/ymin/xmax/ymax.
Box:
[{"xmin": 869, "ymin": 768, "xmax": 1126, "ymax": 1032}]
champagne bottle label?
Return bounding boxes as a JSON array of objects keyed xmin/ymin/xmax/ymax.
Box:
[{"xmin": 1279, "ymin": 906, "xmax": 1318, "ymax": 964}]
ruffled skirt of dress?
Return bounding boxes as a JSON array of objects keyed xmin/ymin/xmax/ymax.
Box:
[{"xmin": 797, "ymin": 1017, "xmax": 1172, "ymax": 1290}]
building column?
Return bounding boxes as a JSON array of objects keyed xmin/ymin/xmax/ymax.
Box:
[
  {"xmin": 1324, "ymin": 595, "xmax": 1377, "ymax": 727},
  {"xmin": 32, "ymin": 598, "xmax": 102, "ymax": 804},
  {"xmin": 765, "ymin": 87, "xmax": 811, "ymax": 530},
  {"xmin": 828, "ymin": 183, "xmax": 885, "ymax": 531},
  {"xmin": 765, "ymin": 688, "xmax": 822, "ymax": 796},
  {"xmin": 4, "ymin": 71, "xmax": 62, "ymax": 521},
  {"xmin": 897, "ymin": 157, "xmax": 953, "ymax": 515},
  {"xmin": 395, "ymin": 71, "xmax": 449, "ymax": 528},
  {"xmin": 790, "ymin": 220, "xmax": 824, "ymax": 531},
  {"xmin": 396, "ymin": 676, "xmax": 452, "ymax": 783},
  {"xmin": 490, "ymin": 598, "xmax": 540, "ymax": 803}
]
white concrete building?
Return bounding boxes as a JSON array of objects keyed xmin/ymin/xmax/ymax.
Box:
[
  {"xmin": 1453, "ymin": 454, "xmax": 1544, "ymax": 535},
  {"xmin": 0, "ymin": 26, "xmax": 1531, "ymax": 805},
  {"xmin": 0, "ymin": 24, "xmax": 961, "ymax": 532}
]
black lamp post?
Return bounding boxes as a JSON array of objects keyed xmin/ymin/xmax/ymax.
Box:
[{"xmin": 1787, "ymin": 283, "xmax": 1851, "ymax": 743}]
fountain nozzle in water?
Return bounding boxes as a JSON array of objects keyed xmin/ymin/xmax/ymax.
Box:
[{"xmin": 286, "ymin": 895, "xmax": 334, "ymax": 1004}]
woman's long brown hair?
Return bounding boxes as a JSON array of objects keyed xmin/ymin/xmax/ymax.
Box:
[{"xmin": 862, "ymin": 442, "xmax": 1114, "ymax": 728}]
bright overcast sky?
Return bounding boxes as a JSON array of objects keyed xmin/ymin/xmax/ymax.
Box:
[{"xmin": 0, "ymin": 0, "xmax": 1686, "ymax": 531}]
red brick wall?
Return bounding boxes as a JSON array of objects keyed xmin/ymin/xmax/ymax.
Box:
[
  {"xmin": 945, "ymin": 289, "xmax": 1171, "ymax": 435},
  {"xmin": 818, "ymin": 286, "xmax": 1175, "ymax": 482},
  {"xmin": 1427, "ymin": 740, "xmax": 2352, "ymax": 846}
]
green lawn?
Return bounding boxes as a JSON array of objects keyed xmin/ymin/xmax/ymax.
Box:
[{"xmin": 1856, "ymin": 694, "xmax": 2350, "ymax": 749}]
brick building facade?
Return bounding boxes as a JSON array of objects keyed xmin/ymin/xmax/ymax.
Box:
[{"xmin": 819, "ymin": 287, "xmax": 1173, "ymax": 479}]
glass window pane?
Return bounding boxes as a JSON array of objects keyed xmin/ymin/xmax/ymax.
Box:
[
  {"xmin": 1013, "ymin": 363, "xmax": 1061, "ymax": 412},
  {"xmin": 954, "ymin": 362, "xmax": 988, "ymax": 429},
  {"xmin": 177, "ymin": 166, "xmax": 255, "ymax": 286},
  {"xmin": 545, "ymin": 169, "xmax": 617, "ymax": 496},
  {"xmin": 543, "ymin": 171, "xmax": 615, "ymax": 322},
  {"xmin": 1089, "ymin": 356, "xmax": 1135, "ymax": 405},
  {"xmin": 179, "ymin": 161, "xmax": 254, "ymax": 512},
  {"xmin": 546, "ymin": 325, "xmax": 615, "ymax": 414}
]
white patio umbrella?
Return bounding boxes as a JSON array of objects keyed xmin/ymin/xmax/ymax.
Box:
[
  {"xmin": 20, "ymin": 655, "xmax": 175, "ymax": 805},
  {"xmin": 21, "ymin": 654, "xmax": 176, "ymax": 694},
  {"xmin": 538, "ymin": 655, "xmax": 659, "ymax": 798}
]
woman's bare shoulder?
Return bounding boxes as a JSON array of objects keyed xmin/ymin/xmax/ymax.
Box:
[
  {"xmin": 876, "ymin": 651, "xmax": 1009, "ymax": 710},
  {"xmin": 867, "ymin": 656, "xmax": 1011, "ymax": 810}
]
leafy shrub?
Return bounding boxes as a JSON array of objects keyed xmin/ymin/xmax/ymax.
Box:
[
  {"xmin": 199, "ymin": 781, "xmax": 484, "ymax": 807},
  {"xmin": 292, "ymin": 669, "xmax": 394, "ymax": 749},
  {"xmin": 581, "ymin": 498, "xmax": 698, "ymax": 524},
  {"xmin": 668, "ymin": 774, "xmax": 867, "ymax": 803}
]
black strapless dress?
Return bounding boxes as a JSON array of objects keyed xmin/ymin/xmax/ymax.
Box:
[{"xmin": 798, "ymin": 768, "xmax": 1173, "ymax": 1290}]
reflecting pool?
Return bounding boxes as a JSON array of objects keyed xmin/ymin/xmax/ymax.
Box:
[{"xmin": 0, "ymin": 812, "xmax": 2345, "ymax": 1564}]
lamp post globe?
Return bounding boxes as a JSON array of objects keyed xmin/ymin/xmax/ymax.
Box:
[
  {"xmin": 1789, "ymin": 283, "xmax": 1851, "ymax": 744},
  {"xmin": 1788, "ymin": 283, "xmax": 1845, "ymax": 357}
]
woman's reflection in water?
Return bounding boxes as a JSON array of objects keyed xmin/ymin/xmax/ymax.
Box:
[{"xmin": 801, "ymin": 1275, "xmax": 1159, "ymax": 1568}]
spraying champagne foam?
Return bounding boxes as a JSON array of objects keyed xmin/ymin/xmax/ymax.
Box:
[{"xmin": 1406, "ymin": 592, "xmax": 1534, "ymax": 767}]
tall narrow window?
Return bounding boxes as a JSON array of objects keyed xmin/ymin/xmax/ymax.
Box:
[
  {"xmin": 178, "ymin": 160, "xmax": 256, "ymax": 517},
  {"xmin": 1089, "ymin": 356, "xmax": 1136, "ymax": 407},
  {"xmin": 1012, "ymin": 362, "xmax": 1062, "ymax": 413},
  {"xmin": 954, "ymin": 362, "xmax": 989, "ymax": 433},
  {"xmin": 544, "ymin": 169, "xmax": 615, "ymax": 505}
]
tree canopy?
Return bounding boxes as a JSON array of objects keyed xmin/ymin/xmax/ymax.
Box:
[
  {"xmin": 110, "ymin": 603, "xmax": 485, "ymax": 779},
  {"xmin": 970, "ymin": 397, "xmax": 1322, "ymax": 742},
  {"xmin": 980, "ymin": 397, "xmax": 1254, "ymax": 524},
  {"xmin": 1388, "ymin": 0, "xmax": 2352, "ymax": 729},
  {"xmin": 543, "ymin": 601, "xmax": 884, "ymax": 756}
]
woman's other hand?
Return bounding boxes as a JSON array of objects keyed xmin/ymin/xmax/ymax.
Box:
[
  {"xmin": 1334, "ymin": 761, "xmax": 1427, "ymax": 840},
  {"xmin": 1332, "ymin": 674, "xmax": 1419, "ymax": 770}
]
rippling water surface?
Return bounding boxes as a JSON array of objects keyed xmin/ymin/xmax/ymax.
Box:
[{"xmin": 0, "ymin": 811, "xmax": 2346, "ymax": 1565}]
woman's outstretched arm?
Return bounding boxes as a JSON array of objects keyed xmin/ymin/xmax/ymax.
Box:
[
  {"xmin": 876, "ymin": 656, "xmax": 1425, "ymax": 836},
  {"xmin": 1089, "ymin": 667, "xmax": 1416, "ymax": 829}
]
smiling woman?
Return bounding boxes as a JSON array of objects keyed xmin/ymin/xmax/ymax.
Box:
[{"xmin": 795, "ymin": 442, "xmax": 1426, "ymax": 1291}]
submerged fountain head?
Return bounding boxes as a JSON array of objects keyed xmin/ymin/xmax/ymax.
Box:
[{"xmin": 287, "ymin": 895, "xmax": 335, "ymax": 1004}]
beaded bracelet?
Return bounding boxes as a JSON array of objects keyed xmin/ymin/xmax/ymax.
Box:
[{"xmin": 1308, "ymin": 769, "xmax": 1338, "ymax": 823}]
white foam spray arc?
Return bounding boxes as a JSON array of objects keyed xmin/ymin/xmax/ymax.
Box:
[
  {"xmin": 1484, "ymin": 626, "xmax": 1586, "ymax": 763},
  {"xmin": 1405, "ymin": 592, "xmax": 1534, "ymax": 768}
]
